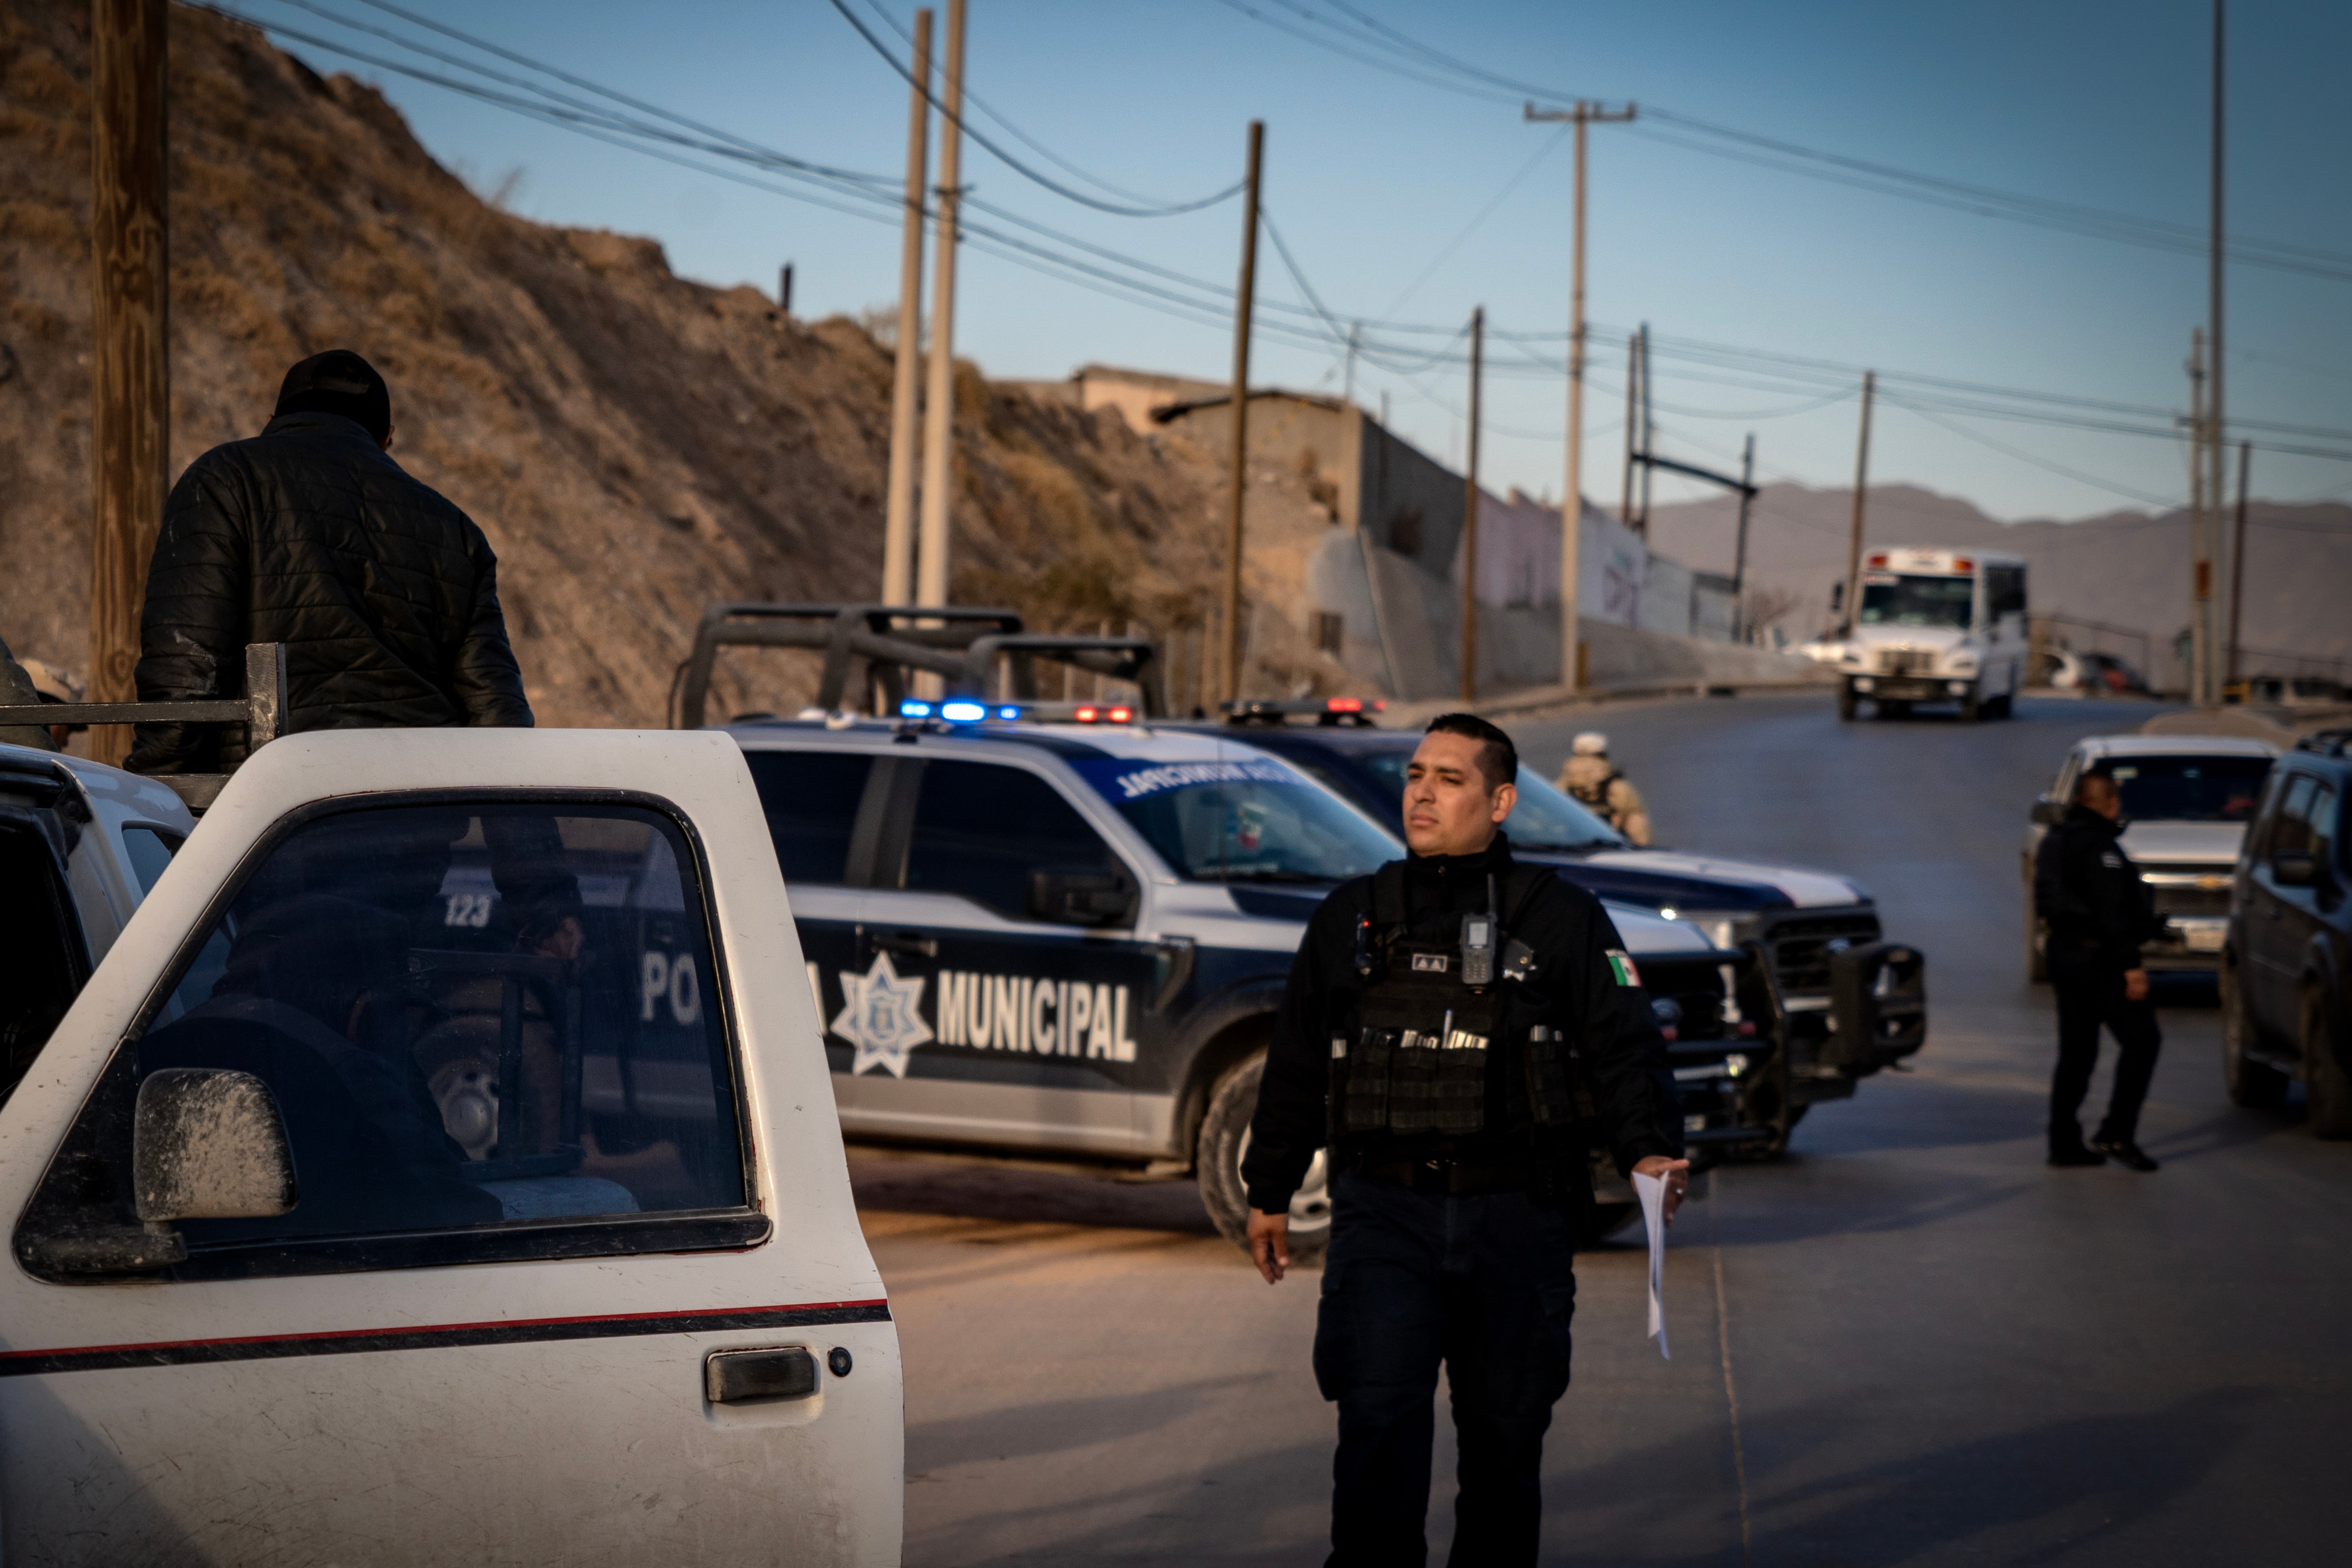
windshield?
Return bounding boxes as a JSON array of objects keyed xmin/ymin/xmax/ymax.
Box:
[
  {"xmin": 1860, "ymin": 573, "xmax": 1972, "ymax": 629},
  {"xmin": 1071, "ymin": 756, "xmax": 1398, "ymax": 883},
  {"xmin": 1356, "ymin": 751, "xmax": 1621, "ymax": 852},
  {"xmin": 2095, "ymin": 755, "xmax": 2273, "ymax": 822}
]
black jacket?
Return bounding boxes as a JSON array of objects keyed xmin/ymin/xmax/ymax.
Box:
[
  {"xmin": 2034, "ymin": 805, "xmax": 2165, "ymax": 970},
  {"xmin": 128, "ymin": 412, "xmax": 532, "ymax": 774},
  {"xmin": 1240, "ymin": 834, "xmax": 1682, "ymax": 1213}
]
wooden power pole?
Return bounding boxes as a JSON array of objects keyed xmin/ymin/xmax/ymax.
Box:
[
  {"xmin": 1840, "ymin": 372, "xmax": 1875, "ymax": 638},
  {"xmin": 1524, "ymin": 100, "xmax": 1634, "ymax": 692},
  {"xmin": 881, "ymin": 8, "xmax": 932, "ymax": 609},
  {"xmin": 90, "ymin": 0, "xmax": 169, "ymax": 767},
  {"xmin": 1460, "ymin": 306, "xmax": 1484, "ymax": 703},
  {"xmin": 915, "ymin": 0, "xmax": 965, "ymax": 616},
  {"xmin": 1220, "ymin": 119, "xmax": 1264, "ymax": 705},
  {"xmin": 2199, "ymin": 0, "xmax": 2227, "ymax": 708},
  {"xmin": 1732, "ymin": 432, "xmax": 1756, "ymax": 642},
  {"xmin": 2227, "ymin": 440, "xmax": 2250, "ymax": 689}
]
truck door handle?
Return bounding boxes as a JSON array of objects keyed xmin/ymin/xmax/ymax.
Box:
[
  {"xmin": 706, "ymin": 1346, "xmax": 818, "ymax": 1404},
  {"xmin": 872, "ymin": 931, "xmax": 938, "ymax": 959}
]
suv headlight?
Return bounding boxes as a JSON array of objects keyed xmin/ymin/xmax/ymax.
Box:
[
  {"xmin": 1683, "ymin": 912, "xmax": 1763, "ymax": 951},
  {"xmin": 1945, "ymin": 653, "xmax": 1978, "ymax": 673}
]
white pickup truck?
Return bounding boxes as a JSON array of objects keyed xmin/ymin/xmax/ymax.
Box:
[{"xmin": 0, "ymin": 726, "xmax": 902, "ymax": 1565}]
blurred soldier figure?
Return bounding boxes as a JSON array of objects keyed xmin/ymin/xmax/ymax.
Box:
[
  {"xmin": 20, "ymin": 660, "xmax": 85, "ymax": 751},
  {"xmin": 128, "ymin": 349, "xmax": 532, "ymax": 777},
  {"xmin": 2034, "ymin": 772, "xmax": 2167, "ymax": 1171},
  {"xmin": 0, "ymin": 635, "xmax": 57, "ymax": 751},
  {"xmin": 1557, "ymin": 732, "xmax": 1652, "ymax": 845}
]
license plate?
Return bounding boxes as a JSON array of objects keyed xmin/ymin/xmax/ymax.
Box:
[{"xmin": 2184, "ymin": 925, "xmax": 2225, "ymax": 952}]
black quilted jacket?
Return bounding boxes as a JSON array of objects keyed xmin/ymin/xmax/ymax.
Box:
[{"xmin": 128, "ymin": 412, "xmax": 532, "ymax": 774}]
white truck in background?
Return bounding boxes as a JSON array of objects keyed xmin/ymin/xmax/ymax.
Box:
[{"xmin": 1828, "ymin": 547, "xmax": 2030, "ymax": 722}]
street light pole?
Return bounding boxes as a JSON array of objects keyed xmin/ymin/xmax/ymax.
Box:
[
  {"xmin": 915, "ymin": 0, "xmax": 965, "ymax": 617},
  {"xmin": 1460, "ymin": 306, "xmax": 1484, "ymax": 703},
  {"xmin": 1221, "ymin": 120, "xmax": 1265, "ymax": 705},
  {"xmin": 881, "ymin": 8, "xmax": 932, "ymax": 609}
]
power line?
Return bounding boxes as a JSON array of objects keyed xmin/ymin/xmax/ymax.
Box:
[
  {"xmin": 1378, "ymin": 122, "xmax": 1569, "ymax": 318},
  {"xmin": 825, "ymin": 0, "xmax": 1244, "ymax": 216}
]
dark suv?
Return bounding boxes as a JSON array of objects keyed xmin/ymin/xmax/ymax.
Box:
[{"xmin": 2224, "ymin": 729, "xmax": 2352, "ymax": 1137}]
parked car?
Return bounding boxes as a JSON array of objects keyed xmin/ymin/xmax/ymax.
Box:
[
  {"xmin": 1186, "ymin": 705, "xmax": 1928, "ymax": 1123},
  {"xmin": 2024, "ymin": 734, "xmax": 2279, "ymax": 980},
  {"xmin": 2223, "ymin": 729, "xmax": 2352, "ymax": 1136},
  {"xmin": 2047, "ymin": 650, "xmax": 2151, "ymax": 697},
  {"xmin": 0, "ymin": 729, "xmax": 903, "ymax": 1564}
]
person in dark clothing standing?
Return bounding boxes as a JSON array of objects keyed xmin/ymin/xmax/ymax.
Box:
[
  {"xmin": 1242, "ymin": 713, "xmax": 1687, "ymax": 1568},
  {"xmin": 2035, "ymin": 772, "xmax": 2169, "ymax": 1171},
  {"xmin": 128, "ymin": 350, "xmax": 533, "ymax": 776}
]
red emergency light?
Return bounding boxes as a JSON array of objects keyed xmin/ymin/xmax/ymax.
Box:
[
  {"xmin": 1954, "ymin": 558, "xmax": 1974, "ymax": 572},
  {"xmin": 1073, "ymin": 706, "xmax": 1099, "ymax": 722},
  {"xmin": 1106, "ymin": 705, "xmax": 1134, "ymax": 724},
  {"xmin": 1867, "ymin": 553, "xmax": 1888, "ymax": 568}
]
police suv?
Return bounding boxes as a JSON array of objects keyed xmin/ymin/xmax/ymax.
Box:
[
  {"xmin": 727, "ymin": 701, "xmax": 1788, "ymax": 1252},
  {"xmin": 1205, "ymin": 701, "xmax": 1929, "ymax": 1123}
]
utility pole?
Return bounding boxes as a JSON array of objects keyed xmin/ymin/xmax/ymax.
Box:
[
  {"xmin": 915, "ymin": 0, "xmax": 966, "ymax": 616},
  {"xmin": 1460, "ymin": 306, "xmax": 1484, "ymax": 703},
  {"xmin": 2201, "ymin": 0, "xmax": 2227, "ymax": 708},
  {"xmin": 1525, "ymin": 100, "xmax": 1634, "ymax": 692},
  {"xmin": 1221, "ymin": 119, "xmax": 1264, "ymax": 705},
  {"xmin": 1619, "ymin": 329, "xmax": 1638, "ymax": 526},
  {"xmin": 1343, "ymin": 320, "xmax": 1359, "ymax": 409},
  {"xmin": 1841, "ymin": 371, "xmax": 1875, "ymax": 638},
  {"xmin": 779, "ymin": 263, "xmax": 794, "ymax": 315},
  {"xmin": 880, "ymin": 8, "xmax": 932, "ymax": 609},
  {"xmin": 90, "ymin": 0, "xmax": 169, "ymax": 768},
  {"xmin": 2187, "ymin": 327, "xmax": 2209, "ymax": 702},
  {"xmin": 1732, "ymin": 432, "xmax": 1755, "ymax": 642},
  {"xmin": 2228, "ymin": 439, "xmax": 2250, "ymax": 690},
  {"xmin": 1637, "ymin": 325, "xmax": 1655, "ymax": 531}
]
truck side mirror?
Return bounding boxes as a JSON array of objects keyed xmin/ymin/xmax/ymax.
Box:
[
  {"xmin": 135, "ymin": 1068, "xmax": 300, "ymax": 1223},
  {"xmin": 1027, "ymin": 868, "xmax": 1136, "ymax": 928},
  {"xmin": 2271, "ymin": 851, "xmax": 2317, "ymax": 888},
  {"xmin": 2030, "ymin": 798, "xmax": 2065, "ymax": 826}
]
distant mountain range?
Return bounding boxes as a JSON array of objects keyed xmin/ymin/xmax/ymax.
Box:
[{"xmin": 1637, "ymin": 483, "xmax": 2350, "ymax": 685}]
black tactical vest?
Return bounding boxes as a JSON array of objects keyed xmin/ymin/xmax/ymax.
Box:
[{"xmin": 1329, "ymin": 860, "xmax": 1581, "ymax": 1145}]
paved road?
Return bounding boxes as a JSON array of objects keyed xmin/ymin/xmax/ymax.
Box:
[{"xmin": 853, "ymin": 692, "xmax": 2349, "ymax": 1565}]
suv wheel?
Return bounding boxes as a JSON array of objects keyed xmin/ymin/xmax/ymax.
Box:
[
  {"xmin": 1837, "ymin": 685, "xmax": 1858, "ymax": 721},
  {"xmin": 2302, "ymin": 988, "xmax": 2352, "ymax": 1139},
  {"xmin": 2221, "ymin": 959, "xmax": 2287, "ymax": 1108},
  {"xmin": 1197, "ymin": 1052, "xmax": 1331, "ymax": 1264}
]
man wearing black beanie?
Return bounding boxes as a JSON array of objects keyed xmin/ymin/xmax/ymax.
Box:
[{"xmin": 129, "ymin": 350, "xmax": 533, "ymax": 775}]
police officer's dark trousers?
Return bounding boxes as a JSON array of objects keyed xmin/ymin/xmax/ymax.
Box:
[
  {"xmin": 1313, "ymin": 1170, "xmax": 1576, "ymax": 1568},
  {"xmin": 2048, "ymin": 951, "xmax": 2162, "ymax": 1150}
]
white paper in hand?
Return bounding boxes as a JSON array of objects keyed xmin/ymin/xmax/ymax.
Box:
[{"xmin": 1631, "ymin": 1170, "xmax": 1670, "ymax": 1360}]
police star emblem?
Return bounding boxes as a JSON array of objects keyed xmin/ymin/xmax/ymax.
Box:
[{"xmin": 834, "ymin": 951, "xmax": 935, "ymax": 1078}]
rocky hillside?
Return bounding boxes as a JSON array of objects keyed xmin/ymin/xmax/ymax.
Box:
[{"xmin": 0, "ymin": 0, "xmax": 1344, "ymax": 726}]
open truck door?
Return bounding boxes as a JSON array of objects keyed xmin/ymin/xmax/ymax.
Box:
[{"xmin": 0, "ymin": 729, "xmax": 901, "ymax": 1566}]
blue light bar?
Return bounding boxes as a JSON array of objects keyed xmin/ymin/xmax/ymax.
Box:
[
  {"xmin": 940, "ymin": 700, "xmax": 986, "ymax": 723},
  {"xmin": 997, "ymin": 705, "xmax": 1022, "ymax": 721},
  {"xmin": 898, "ymin": 700, "xmax": 933, "ymax": 718}
]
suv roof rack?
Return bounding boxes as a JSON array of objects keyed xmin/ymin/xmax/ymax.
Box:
[
  {"xmin": 675, "ymin": 603, "xmax": 1164, "ymax": 727},
  {"xmin": 0, "ymin": 643, "xmax": 289, "ymax": 811},
  {"xmin": 1222, "ymin": 696, "xmax": 1385, "ymax": 728},
  {"xmin": 2295, "ymin": 728, "xmax": 2352, "ymax": 758}
]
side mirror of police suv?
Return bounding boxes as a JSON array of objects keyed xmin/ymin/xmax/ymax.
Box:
[{"xmin": 1028, "ymin": 867, "xmax": 1136, "ymax": 927}]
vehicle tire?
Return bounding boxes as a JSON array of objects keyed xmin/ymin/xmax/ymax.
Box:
[
  {"xmin": 1837, "ymin": 684, "xmax": 1858, "ymax": 721},
  {"xmin": 1989, "ymin": 692, "xmax": 2013, "ymax": 719},
  {"xmin": 1877, "ymin": 699, "xmax": 1910, "ymax": 720},
  {"xmin": 1197, "ymin": 1052, "xmax": 1331, "ymax": 1264},
  {"xmin": 1959, "ymin": 688, "xmax": 1983, "ymax": 722},
  {"xmin": 2221, "ymin": 958, "xmax": 2287, "ymax": 1108},
  {"xmin": 2025, "ymin": 890, "xmax": 2048, "ymax": 984},
  {"xmin": 1578, "ymin": 1201, "xmax": 1641, "ymax": 1248},
  {"xmin": 2301, "ymin": 988, "xmax": 2352, "ymax": 1139}
]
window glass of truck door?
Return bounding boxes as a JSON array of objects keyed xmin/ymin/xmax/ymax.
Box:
[
  {"xmin": 1859, "ymin": 574, "xmax": 1972, "ymax": 629},
  {"xmin": 120, "ymin": 825, "xmax": 182, "ymax": 895},
  {"xmin": 1072, "ymin": 756, "xmax": 1396, "ymax": 883},
  {"xmin": 2272, "ymin": 775, "xmax": 2318, "ymax": 858},
  {"xmin": 745, "ymin": 750, "xmax": 874, "ymax": 883},
  {"xmin": 905, "ymin": 760, "xmax": 1123, "ymax": 920},
  {"xmin": 0, "ymin": 818, "xmax": 87, "ymax": 1111},
  {"xmin": 2093, "ymin": 756, "xmax": 2273, "ymax": 823},
  {"xmin": 39, "ymin": 800, "xmax": 747, "ymax": 1271},
  {"xmin": 2310, "ymin": 784, "xmax": 2340, "ymax": 871},
  {"xmin": 1986, "ymin": 566, "xmax": 2027, "ymax": 620}
]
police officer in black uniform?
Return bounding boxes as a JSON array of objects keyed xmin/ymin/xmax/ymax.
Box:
[
  {"xmin": 2034, "ymin": 770, "xmax": 2168, "ymax": 1171},
  {"xmin": 1242, "ymin": 714, "xmax": 1687, "ymax": 1568}
]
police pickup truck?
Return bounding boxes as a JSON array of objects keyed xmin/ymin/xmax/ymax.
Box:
[
  {"xmin": 675, "ymin": 603, "xmax": 1805, "ymax": 1251},
  {"xmin": 1205, "ymin": 700, "xmax": 1929, "ymax": 1120},
  {"xmin": 0, "ymin": 670, "xmax": 902, "ymax": 1564}
]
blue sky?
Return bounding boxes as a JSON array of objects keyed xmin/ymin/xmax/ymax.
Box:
[{"xmin": 233, "ymin": 0, "xmax": 2352, "ymax": 523}]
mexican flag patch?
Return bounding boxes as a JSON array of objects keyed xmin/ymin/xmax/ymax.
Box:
[{"xmin": 1605, "ymin": 949, "xmax": 1641, "ymax": 988}]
